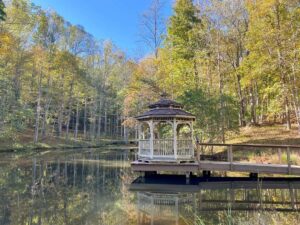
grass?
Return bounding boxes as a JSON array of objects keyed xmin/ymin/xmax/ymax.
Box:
[
  {"xmin": 226, "ymin": 124, "xmax": 300, "ymax": 170},
  {"xmin": 0, "ymin": 128, "xmax": 130, "ymax": 152},
  {"xmin": 227, "ymin": 124, "xmax": 300, "ymax": 145}
]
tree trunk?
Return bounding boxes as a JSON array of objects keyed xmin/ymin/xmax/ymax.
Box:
[
  {"xmin": 97, "ymin": 98, "xmax": 102, "ymax": 138},
  {"xmin": 83, "ymin": 98, "xmax": 87, "ymax": 139},
  {"xmin": 41, "ymin": 99, "xmax": 51, "ymax": 139},
  {"xmin": 104, "ymin": 107, "xmax": 108, "ymax": 137},
  {"xmin": 217, "ymin": 31, "xmax": 225, "ymax": 143},
  {"xmin": 65, "ymin": 82, "xmax": 74, "ymax": 140},
  {"xmin": 249, "ymin": 83, "xmax": 256, "ymax": 125},
  {"xmin": 34, "ymin": 71, "xmax": 42, "ymax": 143},
  {"xmin": 89, "ymin": 100, "xmax": 97, "ymax": 139},
  {"xmin": 236, "ymin": 74, "xmax": 246, "ymax": 126},
  {"xmin": 58, "ymin": 101, "xmax": 64, "ymax": 137},
  {"xmin": 74, "ymin": 101, "xmax": 80, "ymax": 140},
  {"xmin": 285, "ymin": 97, "xmax": 292, "ymax": 130}
]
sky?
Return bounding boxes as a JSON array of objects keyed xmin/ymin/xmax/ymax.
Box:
[{"xmin": 32, "ymin": 0, "xmax": 173, "ymax": 58}]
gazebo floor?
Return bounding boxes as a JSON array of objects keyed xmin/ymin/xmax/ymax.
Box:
[{"xmin": 137, "ymin": 158, "xmax": 196, "ymax": 164}]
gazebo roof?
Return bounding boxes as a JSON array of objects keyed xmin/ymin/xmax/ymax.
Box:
[{"xmin": 135, "ymin": 94, "xmax": 195, "ymax": 121}]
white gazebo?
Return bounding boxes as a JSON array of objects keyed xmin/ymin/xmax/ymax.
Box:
[{"xmin": 135, "ymin": 94, "xmax": 196, "ymax": 162}]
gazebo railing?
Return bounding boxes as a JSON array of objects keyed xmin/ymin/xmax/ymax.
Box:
[
  {"xmin": 139, "ymin": 139, "xmax": 151, "ymax": 157},
  {"xmin": 138, "ymin": 139, "xmax": 194, "ymax": 160},
  {"xmin": 154, "ymin": 139, "xmax": 174, "ymax": 157},
  {"xmin": 177, "ymin": 139, "xmax": 194, "ymax": 158}
]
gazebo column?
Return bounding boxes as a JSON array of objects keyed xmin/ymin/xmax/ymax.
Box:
[
  {"xmin": 149, "ymin": 120, "xmax": 154, "ymax": 159},
  {"xmin": 190, "ymin": 121, "xmax": 194, "ymax": 158},
  {"xmin": 173, "ymin": 119, "xmax": 177, "ymax": 160},
  {"xmin": 138, "ymin": 123, "xmax": 141, "ymax": 157}
]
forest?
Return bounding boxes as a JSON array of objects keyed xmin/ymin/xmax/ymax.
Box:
[{"xmin": 0, "ymin": 0, "xmax": 300, "ymax": 147}]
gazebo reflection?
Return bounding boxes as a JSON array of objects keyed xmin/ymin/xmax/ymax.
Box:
[{"xmin": 136, "ymin": 192, "xmax": 195, "ymax": 225}]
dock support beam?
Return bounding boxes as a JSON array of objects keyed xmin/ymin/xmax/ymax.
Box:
[
  {"xmin": 145, "ymin": 171, "xmax": 157, "ymax": 177},
  {"xmin": 203, "ymin": 170, "xmax": 211, "ymax": 178},
  {"xmin": 249, "ymin": 172, "xmax": 258, "ymax": 179}
]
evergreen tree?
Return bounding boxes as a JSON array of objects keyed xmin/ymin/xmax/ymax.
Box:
[
  {"xmin": 164, "ymin": 0, "xmax": 206, "ymax": 95},
  {"xmin": 0, "ymin": 0, "xmax": 5, "ymax": 21},
  {"xmin": 167, "ymin": 0, "xmax": 202, "ymax": 60}
]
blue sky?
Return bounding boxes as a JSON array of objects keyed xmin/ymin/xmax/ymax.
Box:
[{"xmin": 32, "ymin": 0, "xmax": 173, "ymax": 58}]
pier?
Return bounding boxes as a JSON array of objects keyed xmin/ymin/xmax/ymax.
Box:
[{"xmin": 132, "ymin": 143, "xmax": 300, "ymax": 176}]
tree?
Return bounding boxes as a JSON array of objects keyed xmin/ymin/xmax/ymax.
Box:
[
  {"xmin": 167, "ymin": 0, "xmax": 201, "ymax": 60},
  {"xmin": 0, "ymin": 0, "xmax": 132, "ymax": 145},
  {"xmin": 139, "ymin": 0, "xmax": 166, "ymax": 58},
  {"xmin": 242, "ymin": 0, "xmax": 300, "ymax": 130},
  {"xmin": 0, "ymin": 0, "xmax": 5, "ymax": 21},
  {"xmin": 164, "ymin": 0, "xmax": 206, "ymax": 95}
]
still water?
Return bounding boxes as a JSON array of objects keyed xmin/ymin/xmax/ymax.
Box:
[{"xmin": 0, "ymin": 149, "xmax": 300, "ymax": 225}]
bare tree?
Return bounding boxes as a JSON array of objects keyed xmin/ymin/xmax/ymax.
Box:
[{"xmin": 139, "ymin": 0, "xmax": 166, "ymax": 58}]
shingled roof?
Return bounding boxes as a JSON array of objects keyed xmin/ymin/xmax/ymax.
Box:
[{"xmin": 135, "ymin": 94, "xmax": 195, "ymax": 120}]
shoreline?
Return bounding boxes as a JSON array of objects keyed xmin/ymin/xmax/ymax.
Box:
[{"xmin": 0, "ymin": 140, "xmax": 138, "ymax": 153}]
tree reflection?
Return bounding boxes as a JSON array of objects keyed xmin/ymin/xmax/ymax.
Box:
[
  {"xmin": 131, "ymin": 176, "xmax": 300, "ymax": 225},
  {"xmin": 1, "ymin": 152, "xmax": 300, "ymax": 225},
  {"xmin": 0, "ymin": 151, "xmax": 134, "ymax": 225}
]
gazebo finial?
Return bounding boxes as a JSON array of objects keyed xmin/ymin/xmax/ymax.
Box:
[{"xmin": 160, "ymin": 92, "xmax": 168, "ymax": 99}]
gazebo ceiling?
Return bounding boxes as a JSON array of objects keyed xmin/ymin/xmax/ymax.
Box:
[{"xmin": 135, "ymin": 94, "xmax": 195, "ymax": 121}]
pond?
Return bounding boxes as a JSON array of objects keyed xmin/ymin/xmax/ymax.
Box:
[{"xmin": 0, "ymin": 148, "xmax": 300, "ymax": 225}]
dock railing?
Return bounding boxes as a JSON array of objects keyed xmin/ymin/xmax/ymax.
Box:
[{"xmin": 197, "ymin": 143, "xmax": 300, "ymax": 174}]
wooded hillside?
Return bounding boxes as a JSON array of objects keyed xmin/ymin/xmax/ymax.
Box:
[
  {"xmin": 124, "ymin": 0, "xmax": 300, "ymax": 143},
  {"xmin": 0, "ymin": 0, "xmax": 299, "ymax": 146}
]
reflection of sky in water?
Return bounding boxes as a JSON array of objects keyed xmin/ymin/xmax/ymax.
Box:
[{"xmin": 0, "ymin": 151, "xmax": 299, "ymax": 225}]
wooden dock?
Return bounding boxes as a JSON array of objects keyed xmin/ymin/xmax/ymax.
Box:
[{"xmin": 131, "ymin": 143, "xmax": 300, "ymax": 176}]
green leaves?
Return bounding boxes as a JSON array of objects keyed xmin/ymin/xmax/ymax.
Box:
[
  {"xmin": 179, "ymin": 89, "xmax": 239, "ymax": 141},
  {"xmin": 0, "ymin": 0, "xmax": 6, "ymax": 21},
  {"xmin": 167, "ymin": 0, "xmax": 202, "ymax": 60}
]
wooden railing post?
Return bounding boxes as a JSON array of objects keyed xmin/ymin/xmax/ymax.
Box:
[
  {"xmin": 198, "ymin": 143, "xmax": 201, "ymax": 161},
  {"xmin": 287, "ymin": 147, "xmax": 291, "ymax": 175},
  {"xmin": 228, "ymin": 145, "xmax": 233, "ymax": 170},
  {"xmin": 278, "ymin": 148, "xmax": 282, "ymax": 164}
]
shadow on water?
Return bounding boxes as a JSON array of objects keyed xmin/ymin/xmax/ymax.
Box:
[{"xmin": 0, "ymin": 150, "xmax": 300, "ymax": 225}]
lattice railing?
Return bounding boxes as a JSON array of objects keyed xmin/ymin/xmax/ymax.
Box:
[
  {"xmin": 138, "ymin": 139, "xmax": 194, "ymax": 160},
  {"xmin": 153, "ymin": 139, "xmax": 174, "ymax": 157}
]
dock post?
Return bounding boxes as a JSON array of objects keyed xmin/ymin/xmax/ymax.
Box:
[
  {"xmin": 144, "ymin": 171, "xmax": 157, "ymax": 177},
  {"xmin": 287, "ymin": 147, "xmax": 291, "ymax": 175},
  {"xmin": 203, "ymin": 170, "xmax": 211, "ymax": 178},
  {"xmin": 249, "ymin": 172, "xmax": 258, "ymax": 179},
  {"xmin": 228, "ymin": 145, "xmax": 233, "ymax": 171},
  {"xmin": 185, "ymin": 172, "xmax": 190, "ymax": 184}
]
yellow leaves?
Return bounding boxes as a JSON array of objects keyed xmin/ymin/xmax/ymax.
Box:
[
  {"xmin": 0, "ymin": 32, "xmax": 15, "ymax": 56},
  {"xmin": 31, "ymin": 45, "xmax": 47, "ymax": 68}
]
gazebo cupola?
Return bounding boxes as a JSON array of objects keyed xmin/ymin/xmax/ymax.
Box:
[{"xmin": 135, "ymin": 93, "xmax": 195, "ymax": 162}]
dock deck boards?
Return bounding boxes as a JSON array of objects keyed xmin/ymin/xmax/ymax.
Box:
[{"xmin": 131, "ymin": 160, "xmax": 300, "ymax": 175}]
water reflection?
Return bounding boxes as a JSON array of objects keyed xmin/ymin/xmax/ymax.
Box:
[
  {"xmin": 0, "ymin": 151, "xmax": 134, "ymax": 225},
  {"xmin": 130, "ymin": 175, "xmax": 300, "ymax": 225},
  {"xmin": 1, "ymin": 151, "xmax": 300, "ymax": 225}
]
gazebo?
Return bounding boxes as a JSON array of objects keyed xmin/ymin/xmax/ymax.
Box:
[{"xmin": 135, "ymin": 94, "xmax": 196, "ymax": 162}]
